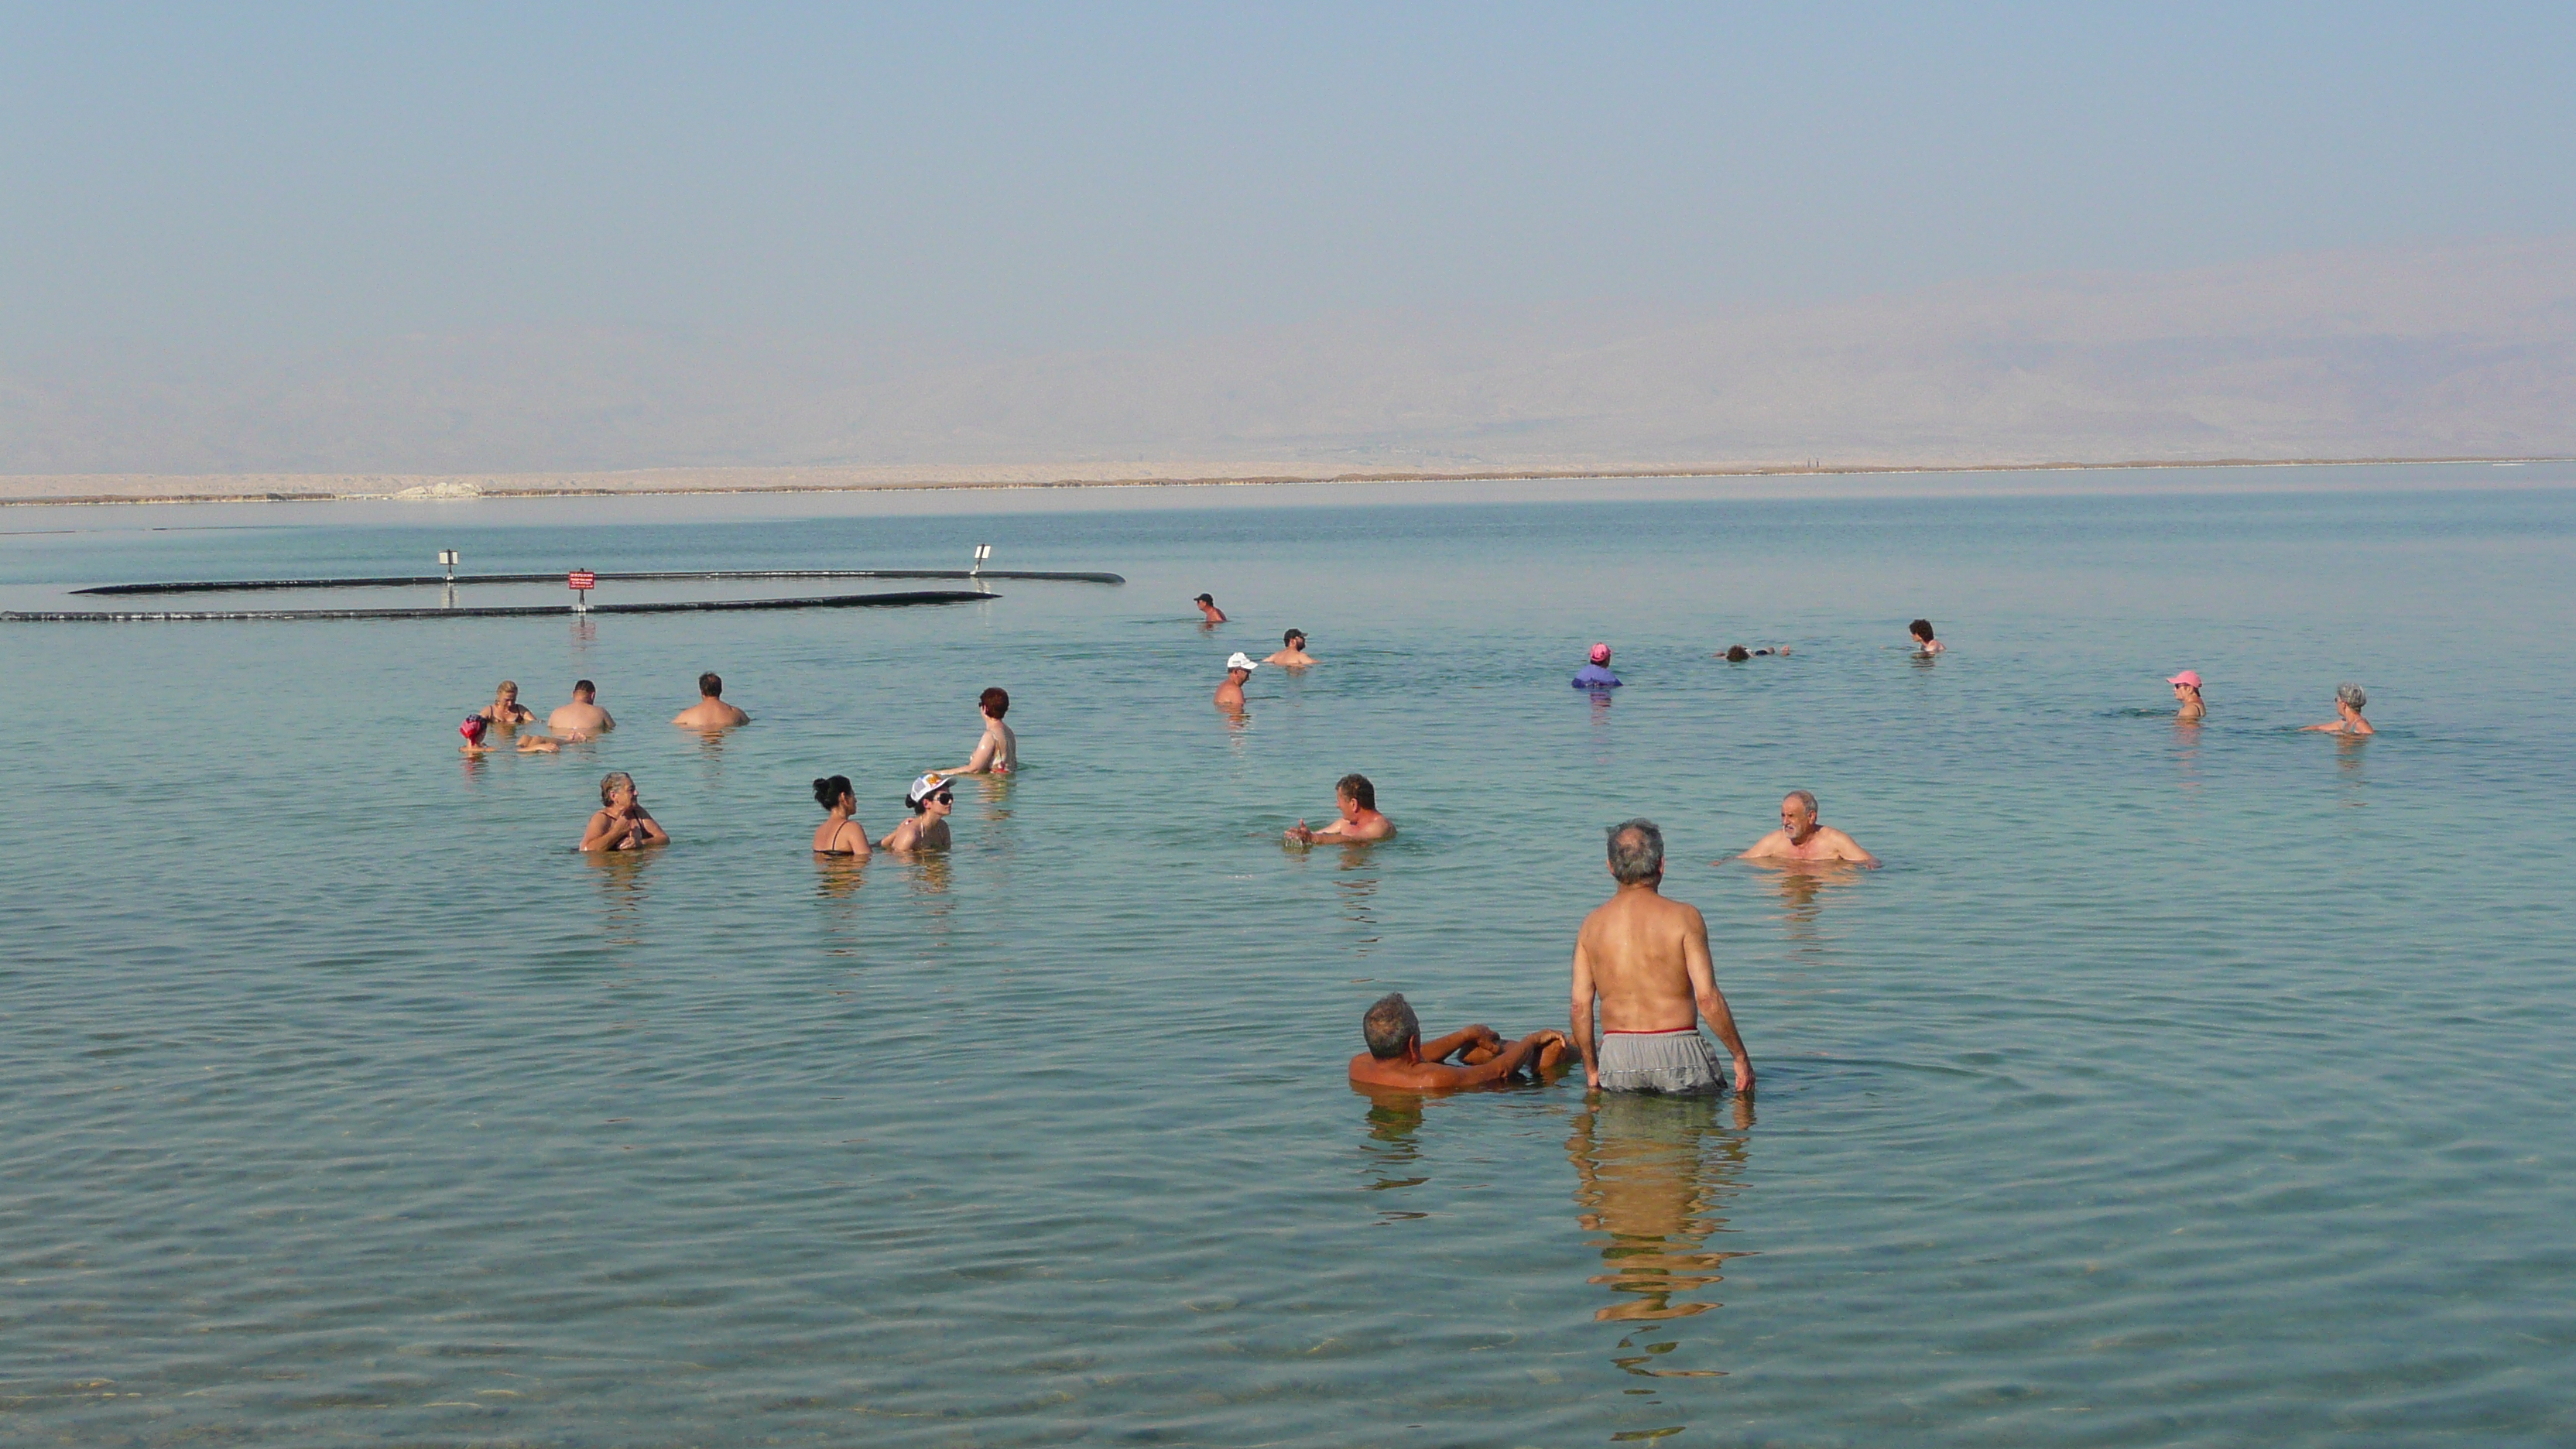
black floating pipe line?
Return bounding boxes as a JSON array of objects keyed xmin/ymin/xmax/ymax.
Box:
[
  {"xmin": 74, "ymin": 568, "xmax": 1122, "ymax": 596},
  {"xmin": 4, "ymin": 589, "xmax": 996, "ymax": 622}
]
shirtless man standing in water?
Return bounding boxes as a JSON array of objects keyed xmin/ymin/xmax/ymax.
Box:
[
  {"xmin": 1266, "ymin": 629, "xmax": 1316, "ymax": 667},
  {"xmin": 672, "ymin": 672, "xmax": 751, "ymax": 730},
  {"xmin": 1571, "ymin": 820, "xmax": 1754, "ymax": 1095},
  {"xmin": 549, "ymin": 680, "xmax": 615, "ymax": 737},
  {"xmin": 1738, "ymin": 790, "xmax": 1878, "ymax": 865},
  {"xmin": 1214, "ymin": 653, "xmax": 1257, "ymax": 709}
]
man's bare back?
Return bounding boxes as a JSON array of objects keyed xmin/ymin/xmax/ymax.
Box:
[
  {"xmin": 550, "ymin": 683, "xmax": 613, "ymax": 737},
  {"xmin": 1572, "ymin": 822, "xmax": 1753, "ymax": 1094},
  {"xmin": 672, "ymin": 672, "xmax": 749, "ymax": 730},
  {"xmin": 1738, "ymin": 791, "xmax": 1876, "ymax": 865}
]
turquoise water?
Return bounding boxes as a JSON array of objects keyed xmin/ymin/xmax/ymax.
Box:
[{"xmin": 4, "ymin": 467, "xmax": 2573, "ymax": 1446}]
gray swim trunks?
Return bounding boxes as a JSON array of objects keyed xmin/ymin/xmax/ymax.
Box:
[{"xmin": 1595, "ymin": 1029, "xmax": 1725, "ymax": 1094}]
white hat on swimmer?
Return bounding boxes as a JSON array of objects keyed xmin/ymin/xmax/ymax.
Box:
[
  {"xmin": 906, "ymin": 771, "xmax": 954, "ymax": 807},
  {"xmin": 1226, "ymin": 652, "xmax": 1261, "ymax": 672}
]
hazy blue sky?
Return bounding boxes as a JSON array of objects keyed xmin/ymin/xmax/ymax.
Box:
[{"xmin": 5, "ymin": 2, "xmax": 2572, "ymax": 359}]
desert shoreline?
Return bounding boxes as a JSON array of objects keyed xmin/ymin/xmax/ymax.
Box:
[{"xmin": 1, "ymin": 454, "xmax": 2563, "ymax": 509}]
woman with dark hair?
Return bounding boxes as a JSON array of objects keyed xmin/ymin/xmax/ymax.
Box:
[
  {"xmin": 1908, "ymin": 620, "xmax": 1944, "ymax": 655},
  {"xmin": 877, "ymin": 772, "xmax": 954, "ymax": 852},
  {"xmin": 1719, "ymin": 644, "xmax": 1790, "ymax": 662},
  {"xmin": 810, "ymin": 775, "xmax": 871, "ymax": 857},
  {"xmin": 945, "ymin": 688, "xmax": 1017, "ymax": 776}
]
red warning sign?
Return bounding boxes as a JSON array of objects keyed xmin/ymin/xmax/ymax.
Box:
[{"xmin": 568, "ymin": 570, "xmax": 597, "ymax": 591}]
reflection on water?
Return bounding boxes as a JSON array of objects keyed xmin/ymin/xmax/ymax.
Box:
[
  {"xmin": 582, "ymin": 847, "xmax": 656, "ymax": 947},
  {"xmin": 1355, "ymin": 1093, "xmax": 1432, "ymax": 1222},
  {"xmin": 1745, "ymin": 862, "xmax": 1862, "ymax": 959},
  {"xmin": 2334, "ymin": 733, "xmax": 2369, "ymax": 796},
  {"xmin": 1568, "ymin": 1088, "xmax": 1755, "ymax": 1434},
  {"xmin": 965, "ymin": 773, "xmax": 1015, "ymax": 825}
]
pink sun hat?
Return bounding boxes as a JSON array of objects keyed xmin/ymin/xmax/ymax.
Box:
[
  {"xmin": 2167, "ymin": 670, "xmax": 2202, "ymax": 687},
  {"xmin": 1588, "ymin": 642, "xmax": 1612, "ymax": 665}
]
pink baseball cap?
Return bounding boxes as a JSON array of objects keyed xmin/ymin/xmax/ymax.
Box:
[
  {"xmin": 1588, "ymin": 642, "xmax": 1612, "ymax": 665},
  {"xmin": 460, "ymin": 715, "xmax": 486, "ymax": 740},
  {"xmin": 2167, "ymin": 670, "xmax": 2202, "ymax": 687}
]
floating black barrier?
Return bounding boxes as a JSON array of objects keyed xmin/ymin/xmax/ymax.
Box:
[
  {"xmin": 3, "ymin": 589, "xmax": 996, "ymax": 622},
  {"xmin": 74, "ymin": 568, "xmax": 1122, "ymax": 596}
]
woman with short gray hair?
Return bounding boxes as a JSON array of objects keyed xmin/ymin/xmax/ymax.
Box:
[{"xmin": 2302, "ymin": 683, "xmax": 2375, "ymax": 736}]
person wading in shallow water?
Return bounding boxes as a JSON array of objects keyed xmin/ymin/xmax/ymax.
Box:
[
  {"xmin": 1193, "ymin": 593, "xmax": 1227, "ymax": 625},
  {"xmin": 1266, "ymin": 629, "xmax": 1316, "ymax": 667},
  {"xmin": 1215, "ymin": 653, "xmax": 1258, "ymax": 710},
  {"xmin": 877, "ymin": 773, "xmax": 954, "ymax": 852},
  {"xmin": 580, "ymin": 772, "xmax": 670, "ymax": 852},
  {"xmin": 2302, "ymin": 683, "xmax": 2374, "ymax": 736},
  {"xmin": 1737, "ymin": 790, "xmax": 1876, "ymax": 865},
  {"xmin": 1348, "ymin": 992, "xmax": 1570, "ymax": 1091},
  {"xmin": 1571, "ymin": 820, "xmax": 1754, "ymax": 1097},
  {"xmin": 1286, "ymin": 772, "xmax": 1395, "ymax": 844},
  {"xmin": 810, "ymin": 775, "xmax": 871, "ymax": 858},
  {"xmin": 944, "ymin": 687, "xmax": 1018, "ymax": 776},
  {"xmin": 2168, "ymin": 670, "xmax": 2206, "ymax": 722},
  {"xmin": 549, "ymin": 680, "xmax": 615, "ymax": 737},
  {"xmin": 672, "ymin": 672, "xmax": 751, "ymax": 730}
]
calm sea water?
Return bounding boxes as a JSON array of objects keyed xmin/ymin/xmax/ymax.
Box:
[{"xmin": 4, "ymin": 466, "xmax": 2573, "ymax": 1447}]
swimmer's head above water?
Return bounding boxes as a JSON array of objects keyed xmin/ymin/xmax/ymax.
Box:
[
  {"xmin": 1589, "ymin": 642, "xmax": 1612, "ymax": 666},
  {"xmin": 905, "ymin": 772, "xmax": 955, "ymax": 814},
  {"xmin": 460, "ymin": 715, "xmax": 486, "ymax": 742},
  {"xmin": 979, "ymin": 687, "xmax": 1009, "ymax": 718},
  {"xmin": 1336, "ymin": 772, "xmax": 1375, "ymax": 812},
  {"xmin": 2337, "ymin": 683, "xmax": 2368, "ymax": 711},
  {"xmin": 814, "ymin": 774, "xmax": 855, "ymax": 811},
  {"xmin": 1910, "ymin": 619, "xmax": 1937, "ymax": 644},
  {"xmin": 599, "ymin": 771, "xmax": 635, "ymax": 807},
  {"xmin": 1362, "ymin": 992, "xmax": 1421, "ymax": 1059}
]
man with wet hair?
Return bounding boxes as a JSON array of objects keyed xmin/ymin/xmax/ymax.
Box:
[
  {"xmin": 1286, "ymin": 772, "xmax": 1395, "ymax": 844},
  {"xmin": 672, "ymin": 671, "xmax": 752, "ymax": 730},
  {"xmin": 547, "ymin": 679, "xmax": 615, "ymax": 738},
  {"xmin": 1571, "ymin": 820, "xmax": 1755, "ymax": 1095},
  {"xmin": 1738, "ymin": 790, "xmax": 1875, "ymax": 865},
  {"xmin": 1348, "ymin": 992, "xmax": 1567, "ymax": 1091}
]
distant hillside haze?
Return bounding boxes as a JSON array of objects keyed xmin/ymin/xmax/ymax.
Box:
[{"xmin": 4, "ymin": 235, "xmax": 2569, "ymax": 479}]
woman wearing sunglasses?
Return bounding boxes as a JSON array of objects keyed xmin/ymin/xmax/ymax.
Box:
[{"xmin": 877, "ymin": 772, "xmax": 956, "ymax": 852}]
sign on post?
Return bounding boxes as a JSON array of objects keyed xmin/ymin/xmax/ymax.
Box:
[{"xmin": 569, "ymin": 570, "xmax": 597, "ymax": 612}]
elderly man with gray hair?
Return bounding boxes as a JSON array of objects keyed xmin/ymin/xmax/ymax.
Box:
[
  {"xmin": 1738, "ymin": 790, "xmax": 1877, "ymax": 865},
  {"xmin": 1570, "ymin": 820, "xmax": 1754, "ymax": 1095}
]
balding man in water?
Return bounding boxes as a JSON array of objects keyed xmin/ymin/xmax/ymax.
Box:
[
  {"xmin": 672, "ymin": 671, "xmax": 751, "ymax": 730},
  {"xmin": 1348, "ymin": 992, "xmax": 1570, "ymax": 1091},
  {"xmin": 548, "ymin": 680, "xmax": 614, "ymax": 738},
  {"xmin": 1571, "ymin": 820, "xmax": 1754, "ymax": 1095},
  {"xmin": 1738, "ymin": 790, "xmax": 1876, "ymax": 865}
]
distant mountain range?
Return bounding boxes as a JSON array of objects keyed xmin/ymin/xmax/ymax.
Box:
[{"xmin": 5, "ymin": 235, "xmax": 2569, "ymax": 481}]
